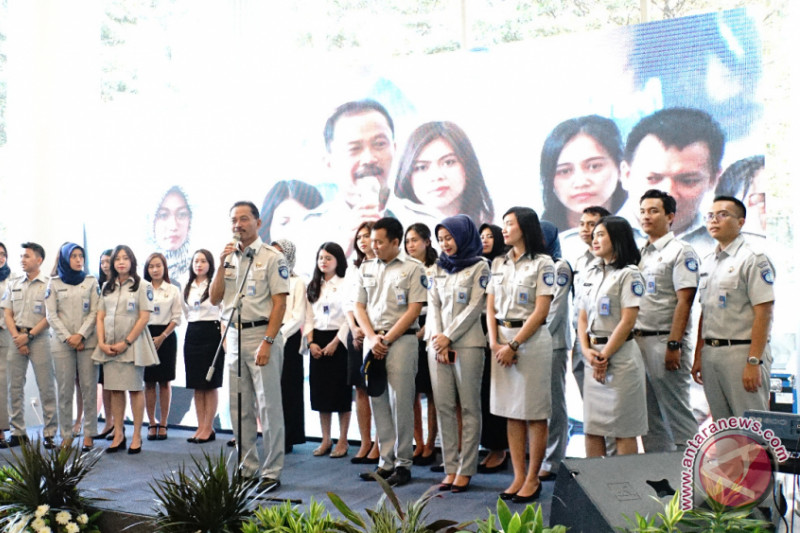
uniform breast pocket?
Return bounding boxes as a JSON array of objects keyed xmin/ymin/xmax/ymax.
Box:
[
  {"xmin": 597, "ymin": 293, "xmax": 617, "ymax": 317},
  {"xmin": 393, "ymin": 280, "xmax": 409, "ymax": 306},
  {"xmin": 247, "ymin": 269, "xmax": 267, "ymax": 296},
  {"xmin": 515, "ymin": 280, "xmax": 535, "ymax": 306},
  {"xmin": 453, "ymin": 285, "xmax": 471, "ymax": 305},
  {"xmin": 718, "ymin": 276, "xmax": 738, "ymax": 290}
]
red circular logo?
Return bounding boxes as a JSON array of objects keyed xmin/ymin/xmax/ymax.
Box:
[{"xmin": 695, "ymin": 432, "xmax": 773, "ymax": 508}]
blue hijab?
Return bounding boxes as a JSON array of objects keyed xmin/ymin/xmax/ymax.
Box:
[
  {"xmin": 540, "ymin": 220, "xmax": 562, "ymax": 260},
  {"xmin": 0, "ymin": 244, "xmax": 9, "ymax": 282},
  {"xmin": 435, "ymin": 215, "xmax": 483, "ymax": 274},
  {"xmin": 58, "ymin": 243, "xmax": 86, "ymax": 286}
]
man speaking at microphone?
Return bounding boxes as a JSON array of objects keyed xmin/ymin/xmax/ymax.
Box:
[{"xmin": 210, "ymin": 201, "xmax": 289, "ymax": 493}]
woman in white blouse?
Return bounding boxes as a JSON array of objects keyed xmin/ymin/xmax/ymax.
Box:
[
  {"xmin": 143, "ymin": 253, "xmax": 182, "ymax": 441},
  {"xmin": 272, "ymin": 239, "xmax": 306, "ymax": 452},
  {"xmin": 183, "ymin": 249, "xmax": 223, "ymax": 443},
  {"xmin": 305, "ymin": 242, "xmax": 351, "ymax": 458}
]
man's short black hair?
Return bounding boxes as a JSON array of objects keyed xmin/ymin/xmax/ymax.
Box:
[
  {"xmin": 230, "ymin": 201, "xmax": 260, "ymax": 219},
  {"xmin": 713, "ymin": 195, "xmax": 747, "ymax": 219},
  {"xmin": 624, "ymin": 107, "xmax": 725, "ymax": 175},
  {"xmin": 324, "ymin": 99, "xmax": 394, "ymax": 152},
  {"xmin": 582, "ymin": 206, "xmax": 612, "ymax": 218},
  {"xmin": 373, "ymin": 217, "xmax": 403, "ymax": 244},
  {"xmin": 22, "ymin": 242, "xmax": 45, "ymax": 260},
  {"xmin": 640, "ymin": 189, "xmax": 677, "ymax": 216}
]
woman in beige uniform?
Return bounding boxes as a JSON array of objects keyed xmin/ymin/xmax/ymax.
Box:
[{"xmin": 0, "ymin": 242, "xmax": 12, "ymax": 447}]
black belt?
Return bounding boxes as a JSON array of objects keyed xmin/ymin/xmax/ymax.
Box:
[
  {"xmin": 590, "ymin": 332, "xmax": 634, "ymax": 345},
  {"xmin": 633, "ymin": 329, "xmax": 670, "ymax": 337},
  {"xmin": 496, "ymin": 318, "xmax": 525, "ymax": 328},
  {"xmin": 375, "ymin": 328, "xmax": 418, "ymax": 337},
  {"xmin": 704, "ymin": 338, "xmax": 751, "ymax": 347},
  {"xmin": 240, "ymin": 319, "xmax": 269, "ymax": 330}
]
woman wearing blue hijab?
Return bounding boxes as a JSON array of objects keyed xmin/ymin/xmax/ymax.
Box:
[
  {"xmin": 45, "ymin": 242, "xmax": 100, "ymax": 451},
  {"xmin": 427, "ymin": 214, "xmax": 490, "ymax": 493}
]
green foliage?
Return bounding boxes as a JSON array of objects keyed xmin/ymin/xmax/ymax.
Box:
[
  {"xmin": 468, "ymin": 498, "xmax": 566, "ymax": 533},
  {"xmin": 623, "ymin": 492, "xmax": 772, "ymax": 533},
  {"xmin": 242, "ymin": 498, "xmax": 337, "ymax": 533},
  {"xmin": 149, "ymin": 449, "xmax": 260, "ymax": 533}
]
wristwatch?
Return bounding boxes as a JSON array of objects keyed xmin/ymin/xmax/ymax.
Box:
[
  {"xmin": 263, "ymin": 336, "xmax": 275, "ymax": 345},
  {"xmin": 747, "ymin": 356, "xmax": 762, "ymax": 366},
  {"xmin": 508, "ymin": 340, "xmax": 520, "ymax": 352},
  {"xmin": 667, "ymin": 340, "xmax": 681, "ymax": 351},
  {"xmin": 27, "ymin": 332, "xmax": 34, "ymax": 342}
]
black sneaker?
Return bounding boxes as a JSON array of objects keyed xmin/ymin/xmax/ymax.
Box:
[
  {"xmin": 43, "ymin": 437, "xmax": 57, "ymax": 450},
  {"xmin": 359, "ymin": 467, "xmax": 394, "ymax": 481},
  {"xmin": 6, "ymin": 435, "xmax": 30, "ymax": 448},
  {"xmin": 386, "ymin": 466, "xmax": 411, "ymax": 487},
  {"xmin": 257, "ymin": 477, "xmax": 281, "ymax": 494}
]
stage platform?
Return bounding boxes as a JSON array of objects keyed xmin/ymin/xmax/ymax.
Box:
[{"xmin": 1, "ymin": 425, "xmax": 556, "ymax": 529}]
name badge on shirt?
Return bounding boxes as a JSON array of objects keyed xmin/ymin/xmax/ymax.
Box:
[
  {"xmin": 247, "ymin": 281, "xmax": 256, "ymax": 296},
  {"xmin": 456, "ymin": 290, "xmax": 468, "ymax": 304},
  {"xmin": 193, "ymin": 300, "xmax": 200, "ymax": 308},
  {"xmin": 323, "ymin": 304, "xmax": 330, "ymax": 315},
  {"xmin": 127, "ymin": 298, "xmax": 137, "ymax": 312},
  {"xmin": 82, "ymin": 299, "xmax": 90, "ymax": 312},
  {"xmin": 517, "ymin": 290, "xmax": 529, "ymax": 305},
  {"xmin": 599, "ymin": 296, "xmax": 611, "ymax": 316},
  {"xmin": 718, "ymin": 291, "xmax": 727, "ymax": 308},
  {"xmin": 153, "ymin": 305, "xmax": 161, "ymax": 315},
  {"xmin": 395, "ymin": 288, "xmax": 407, "ymax": 306},
  {"xmin": 645, "ymin": 274, "xmax": 657, "ymax": 294},
  {"xmin": 33, "ymin": 301, "xmax": 44, "ymax": 315}
]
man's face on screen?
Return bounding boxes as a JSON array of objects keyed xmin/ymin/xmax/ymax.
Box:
[
  {"xmin": 327, "ymin": 110, "xmax": 395, "ymax": 211},
  {"xmin": 622, "ymin": 134, "xmax": 717, "ymax": 235}
]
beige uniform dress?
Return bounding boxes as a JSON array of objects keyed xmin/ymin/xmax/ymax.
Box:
[
  {"xmin": 92, "ymin": 278, "xmax": 159, "ymax": 391},
  {"xmin": 427, "ymin": 259, "xmax": 490, "ymax": 477},
  {"xmin": 45, "ymin": 275, "xmax": 100, "ymax": 439},
  {"xmin": 698, "ymin": 234, "xmax": 775, "ymax": 420},
  {"xmin": 579, "ymin": 261, "xmax": 647, "ymax": 438},
  {"xmin": 0, "ymin": 272, "xmax": 12, "ymax": 434},
  {"xmin": 487, "ymin": 251, "xmax": 555, "ymax": 420}
]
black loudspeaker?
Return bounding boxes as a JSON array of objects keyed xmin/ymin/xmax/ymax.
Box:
[{"xmin": 549, "ymin": 452, "xmax": 684, "ymax": 532}]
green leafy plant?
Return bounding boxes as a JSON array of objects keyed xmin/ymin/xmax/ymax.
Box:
[
  {"xmin": 327, "ymin": 473, "xmax": 465, "ymax": 533},
  {"xmin": 469, "ymin": 498, "xmax": 566, "ymax": 533},
  {"xmin": 623, "ymin": 492, "xmax": 772, "ymax": 533},
  {"xmin": 0, "ymin": 438, "xmax": 102, "ymax": 532},
  {"xmin": 242, "ymin": 498, "xmax": 337, "ymax": 533},
  {"xmin": 149, "ymin": 449, "xmax": 261, "ymax": 533}
]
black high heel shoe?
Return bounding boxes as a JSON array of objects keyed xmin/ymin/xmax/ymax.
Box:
[
  {"xmin": 106, "ymin": 436, "xmax": 127, "ymax": 454},
  {"xmin": 91, "ymin": 427, "xmax": 114, "ymax": 440}
]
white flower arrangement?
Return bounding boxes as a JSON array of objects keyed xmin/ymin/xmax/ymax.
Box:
[
  {"xmin": 55, "ymin": 511, "xmax": 71, "ymax": 525},
  {"xmin": 34, "ymin": 505, "xmax": 50, "ymax": 519}
]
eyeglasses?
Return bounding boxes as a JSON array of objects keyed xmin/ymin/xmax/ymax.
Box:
[{"xmin": 704, "ymin": 210, "xmax": 739, "ymax": 222}]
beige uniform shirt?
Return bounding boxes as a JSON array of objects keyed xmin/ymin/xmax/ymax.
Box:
[
  {"xmin": 579, "ymin": 261, "xmax": 644, "ymax": 337},
  {"xmin": 699, "ymin": 235, "xmax": 775, "ymax": 340},
  {"xmin": 1, "ymin": 272, "xmax": 49, "ymax": 328},
  {"xmin": 636, "ymin": 232, "xmax": 699, "ymax": 332},
  {"xmin": 45, "ymin": 275, "xmax": 100, "ymax": 348},
  {"xmin": 356, "ymin": 255, "xmax": 427, "ymax": 331},
  {"xmin": 487, "ymin": 251, "xmax": 555, "ymax": 321},
  {"xmin": 427, "ymin": 259, "xmax": 490, "ymax": 349},
  {"xmin": 221, "ymin": 238, "xmax": 290, "ymax": 322},
  {"xmin": 546, "ymin": 258, "xmax": 573, "ymax": 350}
]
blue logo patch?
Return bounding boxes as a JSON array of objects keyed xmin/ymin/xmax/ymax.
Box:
[
  {"xmin": 543, "ymin": 272, "xmax": 555, "ymax": 286},
  {"xmin": 421, "ymin": 275, "xmax": 428, "ymax": 289},
  {"xmin": 278, "ymin": 265, "xmax": 289, "ymax": 279},
  {"xmin": 632, "ymin": 280, "xmax": 644, "ymax": 296},
  {"xmin": 479, "ymin": 275, "xmax": 489, "ymax": 289},
  {"xmin": 556, "ymin": 272, "xmax": 569, "ymax": 287},
  {"xmin": 146, "ymin": 286, "xmax": 154, "ymax": 301},
  {"xmin": 761, "ymin": 269, "xmax": 774, "ymax": 285},
  {"xmin": 685, "ymin": 257, "xmax": 698, "ymax": 272}
]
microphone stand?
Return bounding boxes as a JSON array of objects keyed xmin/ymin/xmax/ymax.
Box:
[{"xmin": 206, "ymin": 247, "xmax": 255, "ymax": 477}]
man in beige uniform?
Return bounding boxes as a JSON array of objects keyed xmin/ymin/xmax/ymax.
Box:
[
  {"xmin": 692, "ymin": 196, "xmax": 775, "ymax": 419},
  {"xmin": 1, "ymin": 242, "xmax": 57, "ymax": 449},
  {"xmin": 210, "ymin": 201, "xmax": 289, "ymax": 492},
  {"xmin": 355, "ymin": 217, "xmax": 426, "ymax": 487}
]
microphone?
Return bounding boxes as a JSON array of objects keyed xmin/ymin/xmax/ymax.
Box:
[{"xmin": 224, "ymin": 233, "xmax": 242, "ymax": 268}]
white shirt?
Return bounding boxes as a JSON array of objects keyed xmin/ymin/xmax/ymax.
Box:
[
  {"xmin": 305, "ymin": 274, "xmax": 349, "ymax": 342},
  {"xmin": 281, "ymin": 276, "xmax": 307, "ymax": 338},
  {"xmin": 148, "ymin": 281, "xmax": 183, "ymax": 327},
  {"xmin": 182, "ymin": 279, "xmax": 220, "ymax": 322}
]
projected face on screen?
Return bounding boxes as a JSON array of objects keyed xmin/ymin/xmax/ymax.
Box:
[
  {"xmin": 553, "ymin": 133, "xmax": 620, "ymax": 220},
  {"xmin": 154, "ymin": 188, "xmax": 191, "ymax": 252},
  {"xmin": 410, "ymin": 137, "xmax": 467, "ymax": 217}
]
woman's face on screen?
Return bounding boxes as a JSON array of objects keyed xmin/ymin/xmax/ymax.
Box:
[
  {"xmin": 410, "ymin": 138, "xmax": 466, "ymax": 215},
  {"xmin": 553, "ymin": 133, "xmax": 619, "ymax": 216},
  {"xmin": 270, "ymin": 199, "xmax": 308, "ymax": 242},
  {"xmin": 154, "ymin": 191, "xmax": 191, "ymax": 251}
]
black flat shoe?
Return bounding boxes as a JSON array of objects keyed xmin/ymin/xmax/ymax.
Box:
[
  {"xmin": 478, "ymin": 454, "xmax": 509, "ymax": 474},
  {"xmin": 430, "ymin": 464, "xmax": 445, "ymax": 473},
  {"xmin": 195, "ymin": 432, "xmax": 216, "ymax": 444},
  {"xmin": 187, "ymin": 437, "xmax": 198, "ymax": 443},
  {"xmin": 227, "ymin": 438, "xmax": 236, "ymax": 447},
  {"xmin": 106, "ymin": 437, "xmax": 127, "ymax": 454},
  {"xmin": 413, "ymin": 453, "xmax": 436, "ymax": 466},
  {"xmin": 81, "ymin": 444, "xmax": 94, "ymax": 453},
  {"xmin": 146, "ymin": 424, "xmax": 158, "ymax": 441},
  {"xmin": 538, "ymin": 472, "xmax": 557, "ymax": 482},
  {"xmin": 157, "ymin": 425, "xmax": 168, "ymax": 440},
  {"xmin": 438, "ymin": 482, "xmax": 453, "ymax": 491},
  {"xmin": 127, "ymin": 444, "xmax": 142, "ymax": 455},
  {"xmin": 105, "ymin": 431, "xmax": 116, "ymax": 441},
  {"xmin": 451, "ymin": 476, "xmax": 471, "ymax": 493},
  {"xmin": 511, "ymin": 484, "xmax": 542, "ymax": 504},
  {"xmin": 499, "ymin": 491, "xmax": 517, "ymax": 500},
  {"xmin": 361, "ymin": 456, "xmax": 379, "ymax": 465},
  {"xmin": 91, "ymin": 428, "xmax": 114, "ymax": 440}
]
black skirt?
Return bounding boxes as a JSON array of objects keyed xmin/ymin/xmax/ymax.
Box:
[
  {"xmin": 309, "ymin": 329, "xmax": 352, "ymax": 413},
  {"xmin": 281, "ymin": 330, "xmax": 306, "ymax": 446},
  {"xmin": 144, "ymin": 325, "xmax": 177, "ymax": 383},
  {"xmin": 415, "ymin": 313, "xmax": 432, "ymax": 394},
  {"xmin": 346, "ymin": 330, "xmax": 366, "ymax": 389},
  {"xmin": 184, "ymin": 321, "xmax": 223, "ymax": 390},
  {"xmin": 480, "ymin": 316, "xmax": 507, "ymax": 449}
]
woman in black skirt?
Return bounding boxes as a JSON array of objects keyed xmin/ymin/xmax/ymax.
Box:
[
  {"xmin": 305, "ymin": 242, "xmax": 351, "ymax": 458},
  {"xmin": 272, "ymin": 239, "xmax": 306, "ymax": 452},
  {"xmin": 143, "ymin": 253, "xmax": 182, "ymax": 441},
  {"xmin": 183, "ymin": 249, "xmax": 223, "ymax": 443}
]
